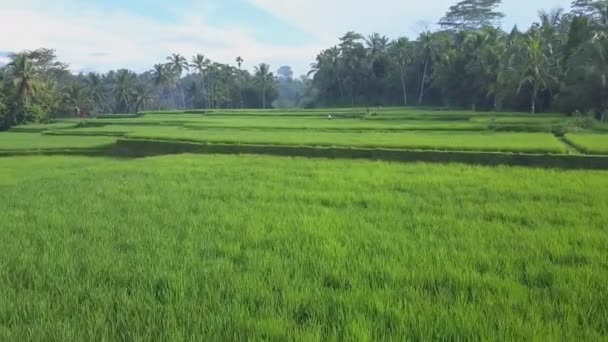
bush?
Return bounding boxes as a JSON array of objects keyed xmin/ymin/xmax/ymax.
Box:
[{"xmin": 17, "ymin": 104, "xmax": 47, "ymax": 124}]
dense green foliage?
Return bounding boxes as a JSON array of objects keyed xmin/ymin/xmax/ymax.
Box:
[
  {"xmin": 2, "ymin": 1, "xmax": 608, "ymax": 131},
  {"xmin": 309, "ymin": 0, "xmax": 608, "ymax": 116},
  {"xmin": 0, "ymin": 155, "xmax": 607, "ymax": 340}
]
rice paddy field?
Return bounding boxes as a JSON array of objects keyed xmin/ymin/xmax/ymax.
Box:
[
  {"xmin": 564, "ymin": 133, "xmax": 608, "ymax": 155},
  {"xmin": 1, "ymin": 108, "xmax": 608, "ymax": 340}
]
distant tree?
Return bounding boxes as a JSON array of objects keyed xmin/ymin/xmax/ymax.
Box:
[
  {"xmin": 236, "ymin": 56, "xmax": 244, "ymax": 108},
  {"xmin": 417, "ymin": 32, "xmax": 441, "ymax": 104},
  {"xmin": 166, "ymin": 53, "xmax": 189, "ymax": 108},
  {"xmin": 85, "ymin": 73, "xmax": 107, "ymax": 113},
  {"xmin": 390, "ymin": 37, "xmax": 415, "ymax": 105},
  {"xmin": 439, "ymin": 0, "xmax": 505, "ymax": 31},
  {"xmin": 64, "ymin": 83, "xmax": 92, "ymax": 113},
  {"xmin": 191, "ymin": 54, "xmax": 208, "ymax": 109},
  {"xmin": 134, "ymin": 84, "xmax": 155, "ymax": 112},
  {"xmin": 510, "ymin": 31, "xmax": 556, "ymax": 113},
  {"xmin": 254, "ymin": 63, "xmax": 273, "ymax": 109},
  {"xmin": 151, "ymin": 64, "xmax": 173, "ymax": 109},
  {"xmin": 113, "ymin": 69, "xmax": 137, "ymax": 112},
  {"xmin": 7, "ymin": 53, "xmax": 40, "ymax": 106},
  {"xmin": 277, "ymin": 65, "xmax": 294, "ymax": 80}
]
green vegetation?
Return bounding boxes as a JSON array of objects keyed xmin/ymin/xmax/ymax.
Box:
[
  {"xmin": 124, "ymin": 128, "xmax": 565, "ymax": 153},
  {"xmin": 2, "ymin": 1, "xmax": 608, "ymax": 131},
  {"xmin": 0, "ymin": 133, "xmax": 115, "ymax": 151},
  {"xmin": 1, "ymin": 155, "xmax": 607, "ymax": 340},
  {"xmin": 564, "ymin": 133, "xmax": 608, "ymax": 154},
  {"xmin": 2, "ymin": 0, "xmax": 608, "ymax": 338}
]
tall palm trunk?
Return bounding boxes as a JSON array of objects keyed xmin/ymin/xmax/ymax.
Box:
[
  {"xmin": 531, "ymin": 86, "xmax": 537, "ymax": 114},
  {"xmin": 400, "ymin": 65, "xmax": 407, "ymax": 106},
  {"xmin": 178, "ymin": 80, "xmax": 186, "ymax": 109},
  {"xmin": 262, "ymin": 82, "xmax": 266, "ymax": 109},
  {"xmin": 418, "ymin": 56, "xmax": 429, "ymax": 105},
  {"xmin": 336, "ymin": 73, "xmax": 344, "ymax": 99},
  {"xmin": 239, "ymin": 80, "xmax": 243, "ymax": 109},
  {"xmin": 210, "ymin": 75, "xmax": 214, "ymax": 109},
  {"xmin": 200, "ymin": 73, "xmax": 207, "ymax": 110},
  {"xmin": 601, "ymin": 75, "xmax": 607, "ymax": 122}
]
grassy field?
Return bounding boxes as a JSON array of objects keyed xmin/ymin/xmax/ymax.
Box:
[
  {"xmin": 564, "ymin": 133, "xmax": 608, "ymax": 154},
  {"xmin": 123, "ymin": 127, "xmax": 567, "ymax": 153},
  {"xmin": 0, "ymin": 133, "xmax": 116, "ymax": 151},
  {"xmin": 0, "ymin": 155, "xmax": 607, "ymax": 340}
]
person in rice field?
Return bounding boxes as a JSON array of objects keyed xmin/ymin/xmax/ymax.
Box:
[{"xmin": 75, "ymin": 106, "xmax": 81, "ymax": 117}]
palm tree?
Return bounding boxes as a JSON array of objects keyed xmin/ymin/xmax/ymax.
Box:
[
  {"xmin": 134, "ymin": 85, "xmax": 155, "ymax": 112},
  {"xmin": 391, "ymin": 37, "xmax": 414, "ymax": 105},
  {"xmin": 365, "ymin": 33, "xmax": 390, "ymax": 67},
  {"xmin": 254, "ymin": 63, "xmax": 272, "ymax": 109},
  {"xmin": 7, "ymin": 53, "xmax": 40, "ymax": 106},
  {"xmin": 151, "ymin": 64, "xmax": 173, "ymax": 109},
  {"xmin": 236, "ymin": 56, "xmax": 244, "ymax": 109},
  {"xmin": 587, "ymin": 30, "xmax": 608, "ymax": 120},
  {"xmin": 510, "ymin": 31, "xmax": 555, "ymax": 113},
  {"xmin": 63, "ymin": 83, "xmax": 93, "ymax": 117},
  {"xmin": 166, "ymin": 53, "xmax": 189, "ymax": 108},
  {"xmin": 417, "ymin": 31, "xmax": 440, "ymax": 105},
  {"xmin": 190, "ymin": 54, "xmax": 207, "ymax": 108},
  {"xmin": 85, "ymin": 73, "xmax": 106, "ymax": 114},
  {"xmin": 113, "ymin": 69, "xmax": 136, "ymax": 113}
]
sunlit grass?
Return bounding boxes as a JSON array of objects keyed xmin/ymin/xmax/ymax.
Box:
[
  {"xmin": 565, "ymin": 133, "xmax": 608, "ymax": 154},
  {"xmin": 126, "ymin": 127, "xmax": 567, "ymax": 153},
  {"xmin": 0, "ymin": 155, "xmax": 606, "ymax": 340},
  {"xmin": 0, "ymin": 133, "xmax": 116, "ymax": 150}
]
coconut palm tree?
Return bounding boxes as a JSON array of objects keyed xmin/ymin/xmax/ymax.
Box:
[
  {"xmin": 254, "ymin": 63, "xmax": 272, "ymax": 109},
  {"xmin": 417, "ymin": 31, "xmax": 441, "ymax": 105},
  {"xmin": 64, "ymin": 83, "xmax": 91, "ymax": 111},
  {"xmin": 586, "ymin": 30, "xmax": 608, "ymax": 120},
  {"xmin": 190, "ymin": 54, "xmax": 208, "ymax": 108},
  {"xmin": 85, "ymin": 73, "xmax": 106, "ymax": 113},
  {"xmin": 151, "ymin": 64, "xmax": 173, "ymax": 109},
  {"xmin": 236, "ymin": 56, "xmax": 244, "ymax": 108},
  {"xmin": 365, "ymin": 33, "xmax": 390, "ymax": 68},
  {"xmin": 113, "ymin": 69, "xmax": 137, "ymax": 113},
  {"xmin": 134, "ymin": 85, "xmax": 155, "ymax": 112},
  {"xmin": 390, "ymin": 37, "xmax": 415, "ymax": 105},
  {"xmin": 166, "ymin": 53, "xmax": 189, "ymax": 108},
  {"xmin": 509, "ymin": 31, "xmax": 556, "ymax": 113},
  {"xmin": 7, "ymin": 53, "xmax": 40, "ymax": 106}
]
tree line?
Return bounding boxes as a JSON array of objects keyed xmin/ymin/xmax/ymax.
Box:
[
  {"xmin": 1, "ymin": 0, "xmax": 608, "ymax": 130},
  {"xmin": 309, "ymin": 0, "xmax": 608, "ymax": 120},
  {"xmin": 0, "ymin": 50, "xmax": 295, "ymax": 129}
]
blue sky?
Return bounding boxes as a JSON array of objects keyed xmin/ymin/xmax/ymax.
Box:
[{"xmin": 0, "ymin": 0, "xmax": 572, "ymax": 75}]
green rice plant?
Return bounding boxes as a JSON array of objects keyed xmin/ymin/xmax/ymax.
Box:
[
  {"xmin": 0, "ymin": 133, "xmax": 116, "ymax": 150},
  {"xmin": 0, "ymin": 155, "xmax": 606, "ymax": 340},
  {"xmin": 127, "ymin": 127, "xmax": 567, "ymax": 154},
  {"xmin": 8, "ymin": 122, "xmax": 80, "ymax": 133},
  {"xmin": 564, "ymin": 133, "xmax": 608, "ymax": 154}
]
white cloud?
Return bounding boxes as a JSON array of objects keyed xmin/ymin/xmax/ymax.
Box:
[
  {"xmin": 247, "ymin": 0, "xmax": 573, "ymax": 41},
  {"xmin": 0, "ymin": 0, "xmax": 323, "ymax": 75},
  {"xmin": 0, "ymin": 0, "xmax": 574, "ymax": 76}
]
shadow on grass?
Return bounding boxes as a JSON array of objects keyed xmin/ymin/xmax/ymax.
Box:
[{"xmin": 2, "ymin": 139, "xmax": 608, "ymax": 170}]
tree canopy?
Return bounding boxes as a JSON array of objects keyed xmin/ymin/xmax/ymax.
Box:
[{"xmin": 1, "ymin": 0, "xmax": 608, "ymax": 130}]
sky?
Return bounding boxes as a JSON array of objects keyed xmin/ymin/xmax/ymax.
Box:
[{"xmin": 0, "ymin": 0, "xmax": 573, "ymax": 76}]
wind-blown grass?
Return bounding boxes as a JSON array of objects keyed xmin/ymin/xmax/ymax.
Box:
[
  {"xmin": 0, "ymin": 133, "xmax": 116, "ymax": 150},
  {"xmin": 564, "ymin": 133, "xmax": 608, "ymax": 154},
  {"xmin": 127, "ymin": 127, "xmax": 567, "ymax": 153},
  {"xmin": 0, "ymin": 155, "xmax": 606, "ymax": 340}
]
